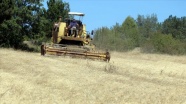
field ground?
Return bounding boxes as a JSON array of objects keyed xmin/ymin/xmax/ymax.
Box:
[{"xmin": 0, "ymin": 48, "xmax": 186, "ymax": 104}]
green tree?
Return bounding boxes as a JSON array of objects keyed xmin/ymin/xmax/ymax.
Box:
[
  {"xmin": 0, "ymin": 0, "xmax": 14, "ymax": 24},
  {"xmin": 0, "ymin": 0, "xmax": 22, "ymax": 48},
  {"xmin": 93, "ymin": 27, "xmax": 111, "ymax": 49},
  {"xmin": 93, "ymin": 17, "xmax": 139, "ymax": 51},
  {"xmin": 136, "ymin": 14, "xmax": 159, "ymax": 38},
  {"xmin": 162, "ymin": 15, "xmax": 186, "ymax": 40},
  {"xmin": 151, "ymin": 33, "xmax": 185, "ymax": 54},
  {"xmin": 122, "ymin": 16, "xmax": 139, "ymax": 47},
  {"xmin": 0, "ymin": 0, "xmax": 48, "ymax": 48},
  {"xmin": 45, "ymin": 0, "xmax": 70, "ymax": 37}
]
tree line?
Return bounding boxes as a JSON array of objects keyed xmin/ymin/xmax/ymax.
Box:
[
  {"xmin": 1, "ymin": 1, "xmax": 186, "ymax": 55},
  {"xmin": 93, "ymin": 14, "xmax": 186, "ymax": 55}
]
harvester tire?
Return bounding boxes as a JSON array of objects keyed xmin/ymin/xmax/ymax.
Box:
[{"xmin": 41, "ymin": 45, "xmax": 45, "ymax": 56}]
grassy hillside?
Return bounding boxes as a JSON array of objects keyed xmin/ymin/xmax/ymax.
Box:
[{"xmin": 0, "ymin": 48, "xmax": 186, "ymax": 104}]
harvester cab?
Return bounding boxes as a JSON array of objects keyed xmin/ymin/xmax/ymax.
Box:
[
  {"xmin": 65, "ymin": 12, "xmax": 87, "ymax": 41},
  {"xmin": 41, "ymin": 12, "xmax": 110, "ymax": 62}
]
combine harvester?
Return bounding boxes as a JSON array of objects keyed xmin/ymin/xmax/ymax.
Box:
[{"xmin": 41, "ymin": 12, "xmax": 110, "ymax": 62}]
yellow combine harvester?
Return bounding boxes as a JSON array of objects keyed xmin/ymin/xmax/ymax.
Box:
[{"xmin": 41, "ymin": 12, "xmax": 110, "ymax": 62}]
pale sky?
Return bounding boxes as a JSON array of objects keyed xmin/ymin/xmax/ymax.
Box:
[{"xmin": 43, "ymin": 0, "xmax": 186, "ymax": 31}]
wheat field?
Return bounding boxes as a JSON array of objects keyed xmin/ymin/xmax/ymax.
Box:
[{"xmin": 0, "ymin": 48, "xmax": 186, "ymax": 104}]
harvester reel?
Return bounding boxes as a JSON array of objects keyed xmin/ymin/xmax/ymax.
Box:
[{"xmin": 41, "ymin": 44, "xmax": 110, "ymax": 62}]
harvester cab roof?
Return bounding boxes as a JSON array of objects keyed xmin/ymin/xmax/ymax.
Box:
[
  {"xmin": 67, "ymin": 12, "xmax": 84, "ymax": 22},
  {"xmin": 64, "ymin": 12, "xmax": 84, "ymax": 33},
  {"xmin": 68, "ymin": 12, "xmax": 85, "ymax": 16}
]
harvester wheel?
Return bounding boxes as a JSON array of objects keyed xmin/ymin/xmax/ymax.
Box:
[
  {"xmin": 106, "ymin": 51, "xmax": 110, "ymax": 62},
  {"xmin": 41, "ymin": 45, "xmax": 45, "ymax": 56}
]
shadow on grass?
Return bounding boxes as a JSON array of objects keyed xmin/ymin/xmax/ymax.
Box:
[{"xmin": 15, "ymin": 43, "xmax": 40, "ymax": 52}]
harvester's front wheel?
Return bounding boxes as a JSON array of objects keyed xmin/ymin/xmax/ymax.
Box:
[
  {"xmin": 41, "ymin": 45, "xmax": 46, "ymax": 56},
  {"xmin": 106, "ymin": 51, "xmax": 110, "ymax": 62}
]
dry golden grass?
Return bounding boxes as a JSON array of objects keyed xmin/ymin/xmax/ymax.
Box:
[{"xmin": 0, "ymin": 48, "xmax": 186, "ymax": 104}]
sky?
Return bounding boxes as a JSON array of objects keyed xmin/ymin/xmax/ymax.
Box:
[{"xmin": 43, "ymin": 0, "xmax": 186, "ymax": 32}]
